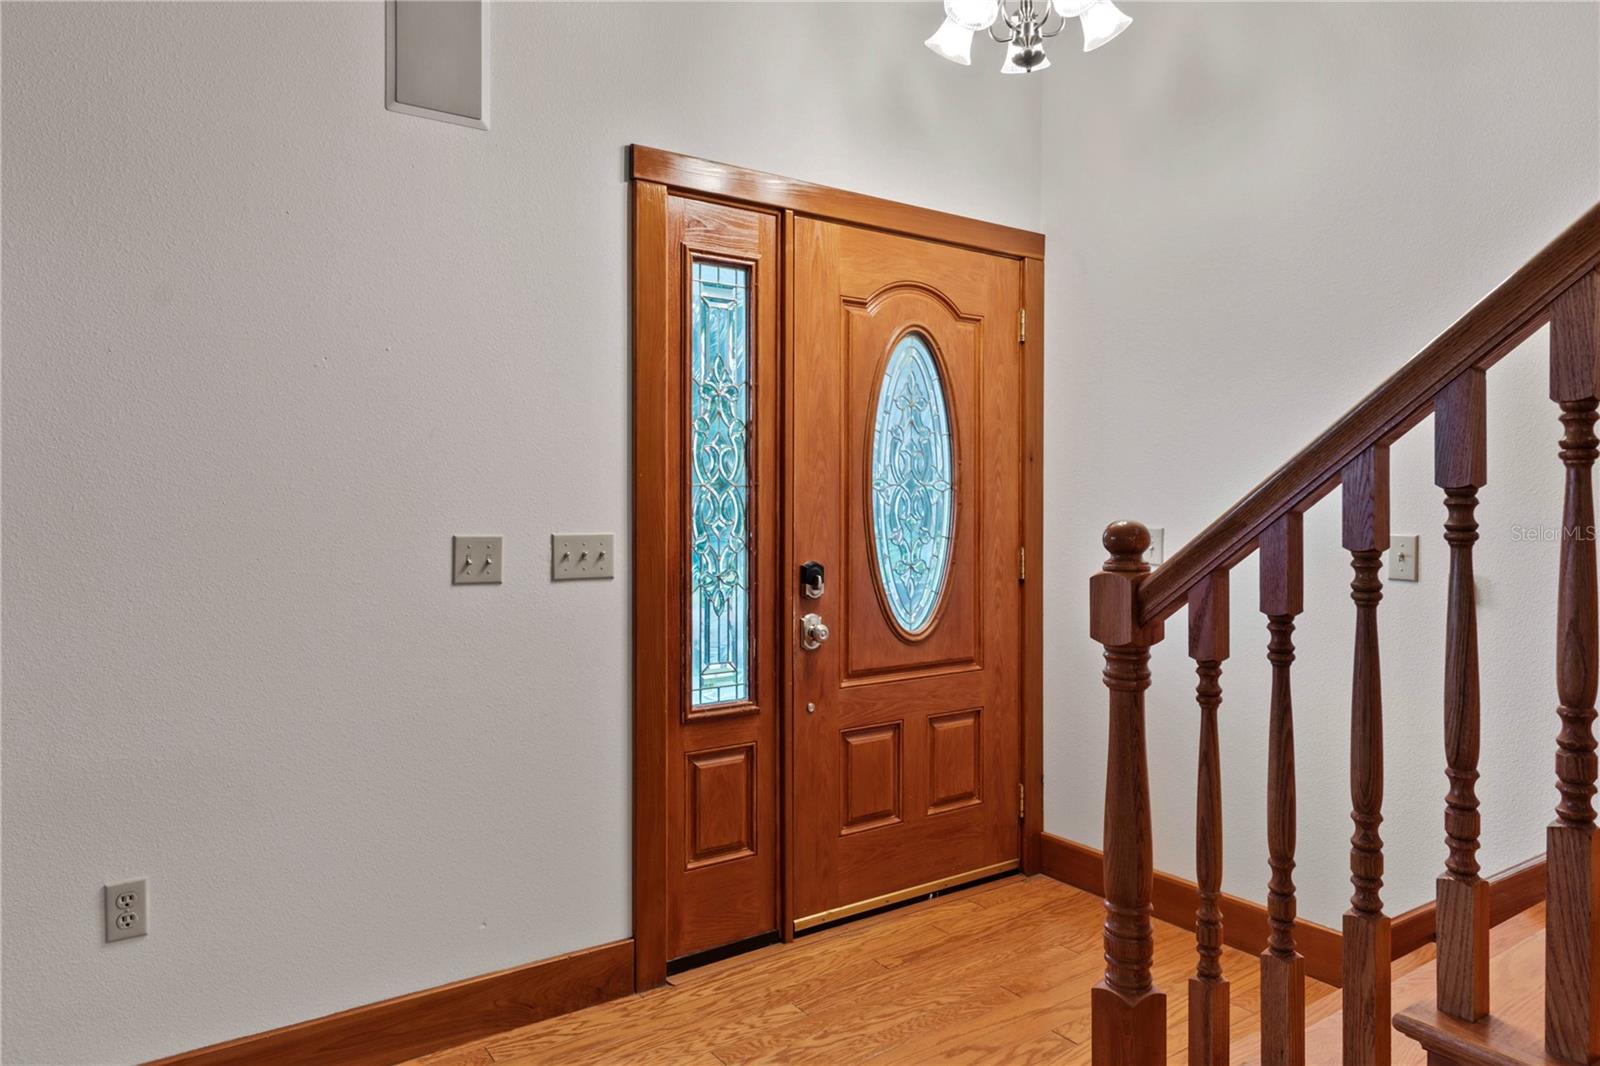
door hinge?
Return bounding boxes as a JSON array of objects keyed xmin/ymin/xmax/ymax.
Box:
[
  {"xmin": 1018, "ymin": 308, "xmax": 1027, "ymax": 344},
  {"xmin": 1018, "ymin": 782, "xmax": 1026, "ymax": 820},
  {"xmin": 1018, "ymin": 546, "xmax": 1026, "ymax": 582}
]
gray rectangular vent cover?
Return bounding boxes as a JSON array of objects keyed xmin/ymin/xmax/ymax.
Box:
[{"xmin": 386, "ymin": 0, "xmax": 488, "ymax": 129}]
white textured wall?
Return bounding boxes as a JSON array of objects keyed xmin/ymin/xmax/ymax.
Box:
[
  {"xmin": 8, "ymin": 2, "xmax": 1600, "ymax": 1063},
  {"xmin": 0, "ymin": 3, "xmax": 1040, "ymax": 1062},
  {"xmin": 1041, "ymin": 1, "xmax": 1600, "ymax": 930}
]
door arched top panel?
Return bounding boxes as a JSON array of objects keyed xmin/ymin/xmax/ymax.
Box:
[
  {"xmin": 859, "ymin": 279, "xmax": 977, "ymax": 322},
  {"xmin": 869, "ymin": 332, "xmax": 955, "ymax": 637}
]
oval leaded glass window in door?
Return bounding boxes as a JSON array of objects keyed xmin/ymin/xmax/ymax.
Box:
[
  {"xmin": 689, "ymin": 261, "xmax": 752, "ymax": 707},
  {"xmin": 870, "ymin": 333, "xmax": 954, "ymax": 635}
]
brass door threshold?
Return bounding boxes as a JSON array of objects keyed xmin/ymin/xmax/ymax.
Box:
[{"xmin": 793, "ymin": 859, "xmax": 1020, "ymax": 933}]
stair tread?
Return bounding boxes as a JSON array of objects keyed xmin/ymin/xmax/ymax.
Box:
[
  {"xmin": 1232, "ymin": 904, "xmax": 1547, "ymax": 1066},
  {"xmin": 1394, "ymin": 913, "xmax": 1553, "ymax": 1066}
]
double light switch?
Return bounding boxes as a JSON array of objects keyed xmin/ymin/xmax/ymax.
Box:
[{"xmin": 453, "ymin": 536, "xmax": 502, "ymax": 584}]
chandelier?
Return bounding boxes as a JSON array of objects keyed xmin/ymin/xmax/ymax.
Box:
[{"xmin": 925, "ymin": 0, "xmax": 1131, "ymax": 74}]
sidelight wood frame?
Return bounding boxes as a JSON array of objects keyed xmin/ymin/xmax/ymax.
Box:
[{"xmin": 630, "ymin": 145, "xmax": 1046, "ymax": 990}]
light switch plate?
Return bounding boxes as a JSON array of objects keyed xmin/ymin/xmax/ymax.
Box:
[
  {"xmin": 1389, "ymin": 534, "xmax": 1419, "ymax": 582},
  {"xmin": 453, "ymin": 536, "xmax": 502, "ymax": 584},
  {"xmin": 1144, "ymin": 527, "xmax": 1165, "ymax": 567},
  {"xmin": 105, "ymin": 878, "xmax": 147, "ymax": 942},
  {"xmin": 552, "ymin": 534, "xmax": 614, "ymax": 581}
]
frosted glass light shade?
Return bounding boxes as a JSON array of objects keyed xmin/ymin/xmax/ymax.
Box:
[
  {"xmin": 925, "ymin": 17, "xmax": 975, "ymax": 65},
  {"xmin": 1079, "ymin": 0, "xmax": 1131, "ymax": 51},
  {"xmin": 1000, "ymin": 38, "xmax": 1051, "ymax": 74},
  {"xmin": 945, "ymin": 0, "xmax": 1000, "ymax": 31},
  {"xmin": 1053, "ymin": 0, "xmax": 1095, "ymax": 18}
]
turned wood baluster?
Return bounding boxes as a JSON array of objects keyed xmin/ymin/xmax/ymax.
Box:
[
  {"xmin": 1547, "ymin": 269, "xmax": 1600, "ymax": 1064},
  {"xmin": 1090, "ymin": 521, "xmax": 1167, "ymax": 1066},
  {"xmin": 1258, "ymin": 513, "xmax": 1305, "ymax": 1066},
  {"xmin": 1433, "ymin": 368, "xmax": 1490, "ymax": 1023},
  {"xmin": 1189, "ymin": 572, "xmax": 1230, "ymax": 1066},
  {"xmin": 1342, "ymin": 445, "xmax": 1391, "ymax": 1066}
]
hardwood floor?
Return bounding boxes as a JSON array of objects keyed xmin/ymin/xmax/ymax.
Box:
[{"xmin": 406, "ymin": 875, "xmax": 1339, "ymax": 1066}]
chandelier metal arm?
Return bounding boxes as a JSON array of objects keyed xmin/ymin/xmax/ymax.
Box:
[
  {"xmin": 988, "ymin": 0, "xmax": 1023, "ymax": 43},
  {"xmin": 1037, "ymin": 4, "xmax": 1070, "ymax": 39}
]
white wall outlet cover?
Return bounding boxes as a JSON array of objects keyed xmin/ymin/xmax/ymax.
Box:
[
  {"xmin": 552, "ymin": 534, "xmax": 614, "ymax": 581},
  {"xmin": 453, "ymin": 536, "xmax": 502, "ymax": 585},
  {"xmin": 105, "ymin": 878, "xmax": 147, "ymax": 942},
  {"xmin": 1389, "ymin": 534, "xmax": 1420, "ymax": 582}
]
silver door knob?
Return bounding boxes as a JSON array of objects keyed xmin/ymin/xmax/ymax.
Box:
[{"xmin": 800, "ymin": 613, "xmax": 830, "ymax": 651}]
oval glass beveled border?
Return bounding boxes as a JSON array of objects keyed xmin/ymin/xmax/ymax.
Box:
[{"xmin": 866, "ymin": 328, "xmax": 957, "ymax": 640}]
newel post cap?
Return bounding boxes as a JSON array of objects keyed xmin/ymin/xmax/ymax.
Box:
[
  {"xmin": 1091, "ymin": 520, "xmax": 1159, "ymax": 647},
  {"xmin": 1102, "ymin": 520, "xmax": 1152, "ymax": 570}
]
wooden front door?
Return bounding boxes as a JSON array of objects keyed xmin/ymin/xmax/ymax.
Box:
[
  {"xmin": 633, "ymin": 148, "xmax": 1042, "ymax": 985},
  {"xmin": 790, "ymin": 219, "xmax": 1025, "ymax": 930}
]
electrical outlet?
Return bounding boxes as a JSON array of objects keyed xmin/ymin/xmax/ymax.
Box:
[
  {"xmin": 105, "ymin": 878, "xmax": 147, "ymax": 942},
  {"xmin": 1389, "ymin": 534, "xmax": 1419, "ymax": 582},
  {"xmin": 551, "ymin": 533, "xmax": 614, "ymax": 580},
  {"xmin": 453, "ymin": 536, "xmax": 502, "ymax": 585}
]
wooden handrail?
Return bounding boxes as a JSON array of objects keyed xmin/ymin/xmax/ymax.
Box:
[
  {"xmin": 1137, "ymin": 201, "xmax": 1600, "ymax": 627},
  {"xmin": 1091, "ymin": 200, "xmax": 1600, "ymax": 1066}
]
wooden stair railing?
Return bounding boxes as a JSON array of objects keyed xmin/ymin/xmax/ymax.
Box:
[{"xmin": 1087, "ymin": 201, "xmax": 1600, "ymax": 1066}]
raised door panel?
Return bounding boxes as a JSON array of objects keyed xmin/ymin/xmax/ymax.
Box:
[
  {"xmin": 927, "ymin": 709, "xmax": 982, "ymax": 815},
  {"xmin": 840, "ymin": 723, "xmax": 902, "ymax": 834},
  {"xmin": 686, "ymin": 745, "xmax": 756, "ymax": 867}
]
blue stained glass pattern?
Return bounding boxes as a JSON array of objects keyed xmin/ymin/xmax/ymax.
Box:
[
  {"xmin": 690, "ymin": 262, "xmax": 752, "ymax": 707},
  {"xmin": 870, "ymin": 334, "xmax": 954, "ymax": 634}
]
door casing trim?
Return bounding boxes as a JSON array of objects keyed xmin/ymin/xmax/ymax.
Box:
[{"xmin": 630, "ymin": 145, "xmax": 1045, "ymax": 991}]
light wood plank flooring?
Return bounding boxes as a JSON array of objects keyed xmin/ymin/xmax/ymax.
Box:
[{"xmin": 406, "ymin": 875, "xmax": 1339, "ymax": 1065}]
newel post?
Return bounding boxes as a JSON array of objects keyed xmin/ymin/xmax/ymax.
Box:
[{"xmin": 1091, "ymin": 520, "xmax": 1168, "ymax": 1066}]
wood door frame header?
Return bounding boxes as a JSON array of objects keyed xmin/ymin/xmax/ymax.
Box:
[
  {"xmin": 630, "ymin": 145, "xmax": 1045, "ymax": 262},
  {"xmin": 631, "ymin": 148, "xmax": 1046, "ymax": 992}
]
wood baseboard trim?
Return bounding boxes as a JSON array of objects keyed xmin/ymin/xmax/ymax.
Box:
[
  {"xmin": 1038, "ymin": 831, "xmax": 1343, "ymax": 985},
  {"xmin": 146, "ymin": 938, "xmax": 634, "ymax": 1066},
  {"xmin": 1390, "ymin": 853, "xmax": 1546, "ymax": 957},
  {"xmin": 1039, "ymin": 834, "xmax": 1545, "ymax": 990}
]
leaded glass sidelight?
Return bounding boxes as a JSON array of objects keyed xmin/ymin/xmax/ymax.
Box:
[
  {"xmin": 870, "ymin": 333, "xmax": 955, "ymax": 634},
  {"xmin": 689, "ymin": 261, "xmax": 753, "ymax": 707}
]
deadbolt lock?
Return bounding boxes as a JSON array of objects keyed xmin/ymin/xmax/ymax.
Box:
[{"xmin": 800, "ymin": 561, "xmax": 825, "ymax": 600}]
